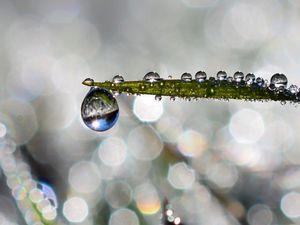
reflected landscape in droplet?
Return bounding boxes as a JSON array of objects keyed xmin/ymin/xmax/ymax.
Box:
[{"xmin": 81, "ymin": 88, "xmax": 119, "ymax": 132}]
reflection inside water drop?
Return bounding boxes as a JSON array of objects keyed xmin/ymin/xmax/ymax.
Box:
[{"xmin": 81, "ymin": 87, "xmax": 119, "ymax": 131}]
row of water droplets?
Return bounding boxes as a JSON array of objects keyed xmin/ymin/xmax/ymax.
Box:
[
  {"xmin": 81, "ymin": 71, "xmax": 295, "ymax": 132},
  {"xmin": 112, "ymin": 70, "xmax": 292, "ymax": 92}
]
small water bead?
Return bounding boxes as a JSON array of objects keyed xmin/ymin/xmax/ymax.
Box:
[
  {"xmin": 181, "ymin": 73, "xmax": 192, "ymax": 82},
  {"xmin": 143, "ymin": 72, "xmax": 160, "ymax": 83},
  {"xmin": 268, "ymin": 83, "xmax": 276, "ymax": 91},
  {"xmin": 245, "ymin": 73, "xmax": 255, "ymax": 85},
  {"xmin": 81, "ymin": 87, "xmax": 119, "ymax": 132},
  {"xmin": 270, "ymin": 73, "xmax": 288, "ymax": 90},
  {"xmin": 155, "ymin": 95, "xmax": 162, "ymax": 101},
  {"xmin": 289, "ymin": 84, "xmax": 298, "ymax": 94},
  {"xmin": 82, "ymin": 78, "xmax": 94, "ymax": 86},
  {"xmin": 195, "ymin": 71, "xmax": 207, "ymax": 82},
  {"xmin": 112, "ymin": 75, "xmax": 124, "ymax": 83},
  {"xmin": 255, "ymin": 77, "xmax": 264, "ymax": 87},
  {"xmin": 234, "ymin": 71, "xmax": 244, "ymax": 82},
  {"xmin": 227, "ymin": 76, "xmax": 233, "ymax": 82},
  {"xmin": 216, "ymin": 71, "xmax": 227, "ymax": 81},
  {"xmin": 170, "ymin": 96, "xmax": 176, "ymax": 101}
]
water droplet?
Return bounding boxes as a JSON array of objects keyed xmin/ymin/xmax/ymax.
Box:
[
  {"xmin": 170, "ymin": 96, "xmax": 175, "ymax": 101},
  {"xmin": 168, "ymin": 75, "xmax": 173, "ymax": 79},
  {"xmin": 181, "ymin": 73, "xmax": 192, "ymax": 82},
  {"xmin": 245, "ymin": 73, "xmax": 255, "ymax": 85},
  {"xmin": 216, "ymin": 71, "xmax": 227, "ymax": 80},
  {"xmin": 255, "ymin": 77, "xmax": 264, "ymax": 87},
  {"xmin": 81, "ymin": 87, "xmax": 119, "ymax": 132},
  {"xmin": 270, "ymin": 73, "xmax": 288, "ymax": 89},
  {"xmin": 143, "ymin": 72, "xmax": 160, "ymax": 83},
  {"xmin": 268, "ymin": 83, "xmax": 276, "ymax": 91},
  {"xmin": 82, "ymin": 78, "xmax": 94, "ymax": 86},
  {"xmin": 195, "ymin": 71, "xmax": 207, "ymax": 82},
  {"xmin": 234, "ymin": 71, "xmax": 244, "ymax": 82},
  {"xmin": 155, "ymin": 95, "xmax": 162, "ymax": 101},
  {"xmin": 289, "ymin": 84, "xmax": 298, "ymax": 94},
  {"xmin": 112, "ymin": 75, "xmax": 124, "ymax": 83},
  {"xmin": 227, "ymin": 76, "xmax": 233, "ymax": 82}
]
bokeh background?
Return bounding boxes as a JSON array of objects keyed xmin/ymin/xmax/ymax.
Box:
[{"xmin": 1, "ymin": 0, "xmax": 300, "ymax": 225}]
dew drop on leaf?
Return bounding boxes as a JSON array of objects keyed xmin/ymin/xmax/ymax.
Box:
[
  {"xmin": 216, "ymin": 71, "xmax": 227, "ymax": 81},
  {"xmin": 112, "ymin": 75, "xmax": 124, "ymax": 83},
  {"xmin": 255, "ymin": 77, "xmax": 264, "ymax": 87},
  {"xmin": 81, "ymin": 87, "xmax": 119, "ymax": 131},
  {"xmin": 227, "ymin": 76, "xmax": 233, "ymax": 82},
  {"xmin": 288, "ymin": 84, "xmax": 298, "ymax": 94},
  {"xmin": 181, "ymin": 73, "xmax": 192, "ymax": 82},
  {"xmin": 143, "ymin": 72, "xmax": 160, "ymax": 83},
  {"xmin": 270, "ymin": 73, "xmax": 288, "ymax": 89},
  {"xmin": 195, "ymin": 71, "xmax": 206, "ymax": 82},
  {"xmin": 82, "ymin": 78, "xmax": 94, "ymax": 86},
  {"xmin": 234, "ymin": 71, "xmax": 244, "ymax": 82},
  {"xmin": 155, "ymin": 95, "xmax": 162, "ymax": 101},
  {"xmin": 245, "ymin": 73, "xmax": 255, "ymax": 85}
]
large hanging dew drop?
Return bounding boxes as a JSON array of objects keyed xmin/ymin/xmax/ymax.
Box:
[
  {"xmin": 81, "ymin": 87, "xmax": 119, "ymax": 131},
  {"xmin": 270, "ymin": 73, "xmax": 288, "ymax": 89},
  {"xmin": 143, "ymin": 72, "xmax": 160, "ymax": 83}
]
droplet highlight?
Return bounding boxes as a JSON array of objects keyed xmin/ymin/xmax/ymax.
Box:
[
  {"xmin": 143, "ymin": 72, "xmax": 160, "ymax": 83},
  {"xmin": 81, "ymin": 87, "xmax": 119, "ymax": 132}
]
